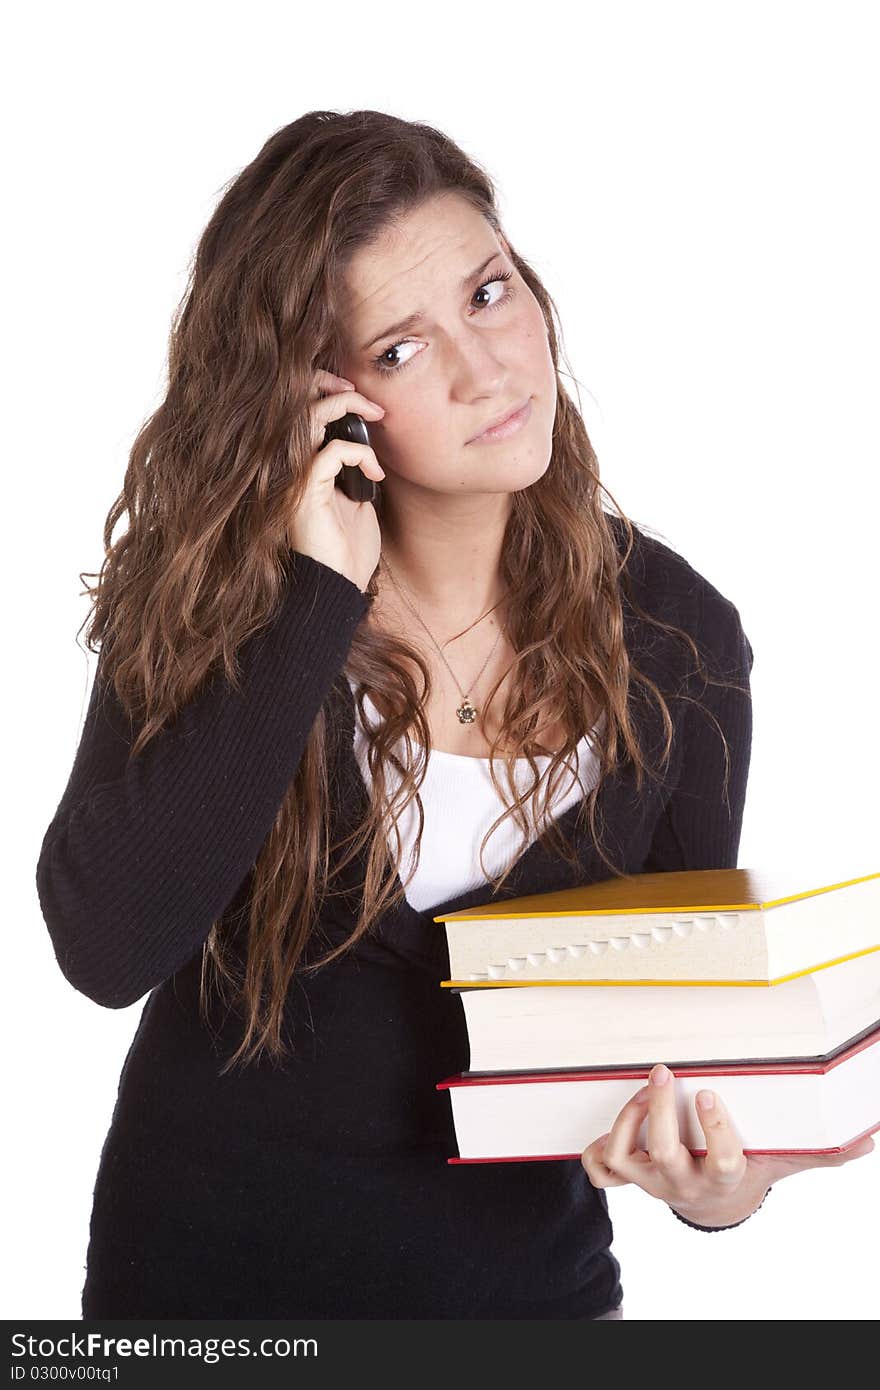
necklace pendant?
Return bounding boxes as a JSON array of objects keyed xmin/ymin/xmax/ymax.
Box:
[{"xmin": 456, "ymin": 697, "xmax": 478, "ymax": 726}]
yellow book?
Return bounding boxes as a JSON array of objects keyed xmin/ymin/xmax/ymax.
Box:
[{"xmin": 434, "ymin": 865, "xmax": 880, "ymax": 988}]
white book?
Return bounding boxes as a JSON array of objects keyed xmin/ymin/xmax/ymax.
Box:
[{"xmin": 455, "ymin": 948, "xmax": 880, "ymax": 1073}]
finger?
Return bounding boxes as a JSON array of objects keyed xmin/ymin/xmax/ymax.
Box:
[
  {"xmin": 640, "ymin": 1065, "xmax": 694, "ymax": 1181},
  {"xmin": 693, "ymin": 1088, "xmax": 748, "ymax": 1191},
  {"xmin": 816, "ymin": 1134, "xmax": 876, "ymax": 1168},
  {"xmin": 743, "ymin": 1133, "xmax": 876, "ymax": 1184},
  {"xmin": 309, "ymin": 390, "xmax": 386, "ymax": 451},
  {"xmin": 312, "ymin": 439, "xmax": 385, "ymax": 489},
  {"xmin": 600, "ymin": 1087, "xmax": 654, "ymax": 1180},
  {"xmin": 314, "ymin": 368, "xmax": 356, "ymax": 395},
  {"xmin": 581, "ymin": 1132, "xmax": 632, "ymax": 1188},
  {"xmin": 314, "ymin": 388, "xmax": 385, "ymax": 422}
]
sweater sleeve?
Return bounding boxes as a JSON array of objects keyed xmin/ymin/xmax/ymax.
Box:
[
  {"xmin": 641, "ymin": 571, "xmax": 754, "ymax": 875},
  {"xmin": 638, "ymin": 566, "xmax": 758, "ymax": 1228},
  {"xmin": 35, "ymin": 551, "xmax": 370, "ymax": 1009},
  {"xmin": 670, "ymin": 1185, "xmax": 772, "ymax": 1231}
]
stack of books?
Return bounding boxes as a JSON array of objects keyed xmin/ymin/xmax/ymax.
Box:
[{"xmin": 433, "ymin": 866, "xmax": 880, "ymax": 1164}]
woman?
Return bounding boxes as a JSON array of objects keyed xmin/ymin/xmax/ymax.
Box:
[{"xmin": 35, "ymin": 109, "xmax": 872, "ymax": 1321}]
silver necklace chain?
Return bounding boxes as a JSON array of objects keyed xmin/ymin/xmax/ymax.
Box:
[{"xmin": 381, "ymin": 559, "xmax": 508, "ymax": 728}]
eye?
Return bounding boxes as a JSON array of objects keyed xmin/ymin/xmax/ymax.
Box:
[{"xmin": 372, "ymin": 270, "xmax": 515, "ymax": 377}]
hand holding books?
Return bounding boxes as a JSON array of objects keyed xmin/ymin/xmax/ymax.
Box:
[{"xmin": 582, "ymin": 1061, "xmax": 875, "ymax": 1230}]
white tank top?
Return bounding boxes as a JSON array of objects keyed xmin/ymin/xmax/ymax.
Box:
[{"xmin": 346, "ymin": 676, "xmax": 604, "ymax": 912}]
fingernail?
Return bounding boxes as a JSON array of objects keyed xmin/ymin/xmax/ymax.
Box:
[
  {"xmin": 339, "ymin": 377, "xmax": 356, "ymax": 388},
  {"xmin": 698, "ymin": 1091, "xmax": 715, "ymax": 1109},
  {"xmin": 633, "ymin": 1086, "xmax": 650, "ymax": 1104},
  {"xmin": 651, "ymin": 1064, "xmax": 670, "ymax": 1086}
]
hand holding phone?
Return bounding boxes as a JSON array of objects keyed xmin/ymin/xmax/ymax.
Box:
[
  {"xmin": 323, "ymin": 411, "xmax": 377, "ymax": 502},
  {"xmin": 283, "ymin": 370, "xmax": 386, "ymax": 593}
]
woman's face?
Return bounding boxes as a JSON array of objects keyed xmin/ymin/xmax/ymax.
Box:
[{"xmin": 336, "ymin": 193, "xmax": 557, "ymax": 499}]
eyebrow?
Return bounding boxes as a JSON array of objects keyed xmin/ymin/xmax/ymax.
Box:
[{"xmin": 358, "ymin": 252, "xmax": 504, "ymax": 353}]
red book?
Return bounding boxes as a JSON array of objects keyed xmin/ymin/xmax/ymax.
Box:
[{"xmin": 436, "ymin": 1021, "xmax": 880, "ymax": 1163}]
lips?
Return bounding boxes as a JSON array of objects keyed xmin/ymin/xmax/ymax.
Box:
[{"xmin": 469, "ymin": 398, "xmax": 530, "ymax": 442}]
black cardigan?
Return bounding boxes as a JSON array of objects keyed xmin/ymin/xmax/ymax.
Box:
[{"xmin": 35, "ymin": 519, "xmax": 755, "ymax": 1318}]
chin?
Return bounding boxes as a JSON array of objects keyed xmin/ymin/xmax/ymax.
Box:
[{"xmin": 519, "ymin": 456, "xmax": 553, "ymax": 491}]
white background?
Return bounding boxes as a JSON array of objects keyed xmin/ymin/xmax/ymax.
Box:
[{"xmin": 8, "ymin": 0, "xmax": 878, "ymax": 1323}]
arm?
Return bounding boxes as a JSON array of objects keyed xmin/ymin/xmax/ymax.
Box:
[
  {"xmin": 35, "ymin": 551, "xmax": 369, "ymax": 1009},
  {"xmin": 642, "ymin": 573, "xmax": 754, "ymax": 875},
  {"xmin": 642, "ymin": 572, "xmax": 759, "ymax": 1229}
]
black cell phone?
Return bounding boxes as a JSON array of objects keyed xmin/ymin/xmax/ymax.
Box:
[{"xmin": 322, "ymin": 412, "xmax": 378, "ymax": 503}]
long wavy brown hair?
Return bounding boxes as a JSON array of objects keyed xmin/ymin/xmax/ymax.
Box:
[{"xmin": 77, "ymin": 109, "xmax": 743, "ymax": 1073}]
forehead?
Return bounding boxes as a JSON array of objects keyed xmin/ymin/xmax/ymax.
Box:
[{"xmin": 341, "ymin": 195, "xmax": 499, "ymax": 318}]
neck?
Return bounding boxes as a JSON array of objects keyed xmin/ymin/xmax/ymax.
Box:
[{"xmin": 377, "ymin": 491, "xmax": 511, "ymax": 622}]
